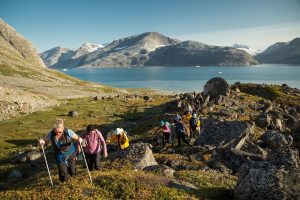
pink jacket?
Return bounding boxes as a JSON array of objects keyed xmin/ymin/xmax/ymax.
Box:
[
  {"xmin": 82, "ymin": 129, "xmax": 107, "ymax": 156},
  {"xmin": 162, "ymin": 124, "xmax": 171, "ymax": 133}
]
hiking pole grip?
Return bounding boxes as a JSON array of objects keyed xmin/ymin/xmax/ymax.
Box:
[
  {"xmin": 41, "ymin": 144, "xmax": 54, "ymax": 187},
  {"xmin": 79, "ymin": 142, "xmax": 93, "ymax": 184}
]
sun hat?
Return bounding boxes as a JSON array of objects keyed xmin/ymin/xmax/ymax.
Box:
[{"xmin": 114, "ymin": 128, "xmax": 124, "ymax": 135}]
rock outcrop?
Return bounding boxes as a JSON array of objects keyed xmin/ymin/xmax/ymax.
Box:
[{"xmin": 234, "ymin": 162, "xmax": 300, "ymax": 200}]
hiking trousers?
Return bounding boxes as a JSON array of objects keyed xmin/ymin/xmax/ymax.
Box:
[
  {"xmin": 176, "ymin": 131, "xmax": 190, "ymax": 146},
  {"xmin": 84, "ymin": 151, "xmax": 101, "ymax": 171},
  {"xmin": 162, "ymin": 132, "xmax": 172, "ymax": 147},
  {"xmin": 56, "ymin": 152, "xmax": 77, "ymax": 182}
]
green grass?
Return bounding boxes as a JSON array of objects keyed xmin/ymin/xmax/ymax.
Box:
[
  {"xmin": 0, "ymin": 64, "xmax": 39, "ymax": 79},
  {"xmin": 239, "ymin": 83, "xmax": 300, "ymax": 107},
  {"xmin": 0, "ymin": 94, "xmax": 239, "ymax": 200},
  {"xmin": 174, "ymin": 170, "xmax": 237, "ymax": 200},
  {"xmin": 0, "ymin": 96, "xmax": 173, "ymax": 182}
]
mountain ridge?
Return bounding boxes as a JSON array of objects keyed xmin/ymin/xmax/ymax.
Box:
[
  {"xmin": 255, "ymin": 38, "xmax": 300, "ymax": 64},
  {"xmin": 41, "ymin": 32, "xmax": 258, "ymax": 68}
]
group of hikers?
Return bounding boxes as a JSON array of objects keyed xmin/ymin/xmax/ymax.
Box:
[
  {"xmin": 38, "ymin": 119, "xmax": 129, "ymax": 182},
  {"xmin": 38, "ymin": 111, "xmax": 201, "ymax": 183},
  {"xmin": 158, "ymin": 111, "xmax": 201, "ymax": 148}
]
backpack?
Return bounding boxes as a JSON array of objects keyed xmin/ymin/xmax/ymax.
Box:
[
  {"xmin": 176, "ymin": 122, "xmax": 185, "ymax": 133},
  {"xmin": 190, "ymin": 117, "xmax": 199, "ymax": 127},
  {"xmin": 81, "ymin": 130, "xmax": 102, "ymax": 149},
  {"xmin": 51, "ymin": 128, "xmax": 72, "ymax": 153}
]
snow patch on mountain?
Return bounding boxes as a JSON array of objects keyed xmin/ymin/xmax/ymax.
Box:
[{"xmin": 232, "ymin": 43, "xmax": 261, "ymax": 55}]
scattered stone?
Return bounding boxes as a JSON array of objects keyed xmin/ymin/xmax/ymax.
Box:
[
  {"xmin": 255, "ymin": 113, "xmax": 271, "ymax": 129},
  {"xmin": 68, "ymin": 111, "xmax": 78, "ymax": 117}
]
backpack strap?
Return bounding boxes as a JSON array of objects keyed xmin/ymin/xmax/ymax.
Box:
[{"xmin": 51, "ymin": 128, "xmax": 71, "ymax": 153}]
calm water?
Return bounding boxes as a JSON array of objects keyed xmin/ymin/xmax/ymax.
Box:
[{"xmin": 59, "ymin": 64, "xmax": 300, "ymax": 92}]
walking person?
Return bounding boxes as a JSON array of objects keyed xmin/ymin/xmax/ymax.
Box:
[
  {"xmin": 81, "ymin": 125, "xmax": 107, "ymax": 171},
  {"xmin": 39, "ymin": 118, "xmax": 82, "ymax": 182},
  {"xmin": 160, "ymin": 120, "xmax": 172, "ymax": 148},
  {"xmin": 107, "ymin": 128, "xmax": 129, "ymax": 150},
  {"xmin": 174, "ymin": 114, "xmax": 190, "ymax": 147},
  {"xmin": 189, "ymin": 113, "xmax": 201, "ymax": 139}
]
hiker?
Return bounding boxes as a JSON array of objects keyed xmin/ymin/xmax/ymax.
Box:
[
  {"xmin": 159, "ymin": 120, "xmax": 172, "ymax": 148},
  {"xmin": 182, "ymin": 111, "xmax": 192, "ymax": 137},
  {"xmin": 107, "ymin": 128, "xmax": 129, "ymax": 150},
  {"xmin": 174, "ymin": 114, "xmax": 190, "ymax": 146},
  {"xmin": 39, "ymin": 118, "xmax": 82, "ymax": 182},
  {"xmin": 189, "ymin": 113, "xmax": 201, "ymax": 139},
  {"xmin": 81, "ymin": 125, "xmax": 107, "ymax": 171}
]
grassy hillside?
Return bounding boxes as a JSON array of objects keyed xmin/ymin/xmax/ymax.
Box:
[{"xmin": 0, "ymin": 95, "xmax": 237, "ymax": 200}]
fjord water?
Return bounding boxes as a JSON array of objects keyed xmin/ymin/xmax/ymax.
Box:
[{"xmin": 60, "ymin": 64, "xmax": 300, "ymax": 92}]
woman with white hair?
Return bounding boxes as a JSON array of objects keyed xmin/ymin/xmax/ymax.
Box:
[{"xmin": 39, "ymin": 118, "xmax": 83, "ymax": 182}]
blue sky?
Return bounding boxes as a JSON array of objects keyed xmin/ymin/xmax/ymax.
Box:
[{"xmin": 1, "ymin": 0, "xmax": 300, "ymax": 52}]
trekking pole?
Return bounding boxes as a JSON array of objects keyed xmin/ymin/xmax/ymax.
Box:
[
  {"xmin": 79, "ymin": 142, "xmax": 93, "ymax": 184},
  {"xmin": 41, "ymin": 144, "xmax": 54, "ymax": 187}
]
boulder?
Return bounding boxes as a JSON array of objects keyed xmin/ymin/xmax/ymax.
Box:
[
  {"xmin": 267, "ymin": 148, "xmax": 299, "ymax": 168},
  {"xmin": 203, "ymin": 77, "xmax": 230, "ymax": 99},
  {"xmin": 260, "ymin": 130, "xmax": 293, "ymax": 149},
  {"xmin": 115, "ymin": 143, "xmax": 157, "ymax": 170},
  {"xmin": 234, "ymin": 162, "xmax": 300, "ymax": 200},
  {"xmin": 255, "ymin": 113, "xmax": 271, "ymax": 129},
  {"xmin": 194, "ymin": 121, "xmax": 253, "ymax": 149}
]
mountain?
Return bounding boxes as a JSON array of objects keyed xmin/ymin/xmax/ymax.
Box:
[
  {"xmin": 0, "ymin": 19, "xmax": 45, "ymax": 68},
  {"xmin": 232, "ymin": 43, "xmax": 261, "ymax": 55},
  {"xmin": 254, "ymin": 38, "xmax": 300, "ymax": 64},
  {"xmin": 45, "ymin": 32, "xmax": 179, "ymax": 68},
  {"xmin": 0, "ymin": 19, "xmax": 125, "ymax": 120},
  {"xmin": 41, "ymin": 32, "xmax": 258, "ymax": 68},
  {"xmin": 39, "ymin": 42, "xmax": 104, "ymax": 68},
  {"xmin": 145, "ymin": 40, "xmax": 258, "ymax": 66},
  {"xmin": 39, "ymin": 47, "xmax": 74, "ymax": 67}
]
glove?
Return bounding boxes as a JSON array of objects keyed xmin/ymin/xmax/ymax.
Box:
[{"xmin": 39, "ymin": 138, "xmax": 45, "ymax": 146}]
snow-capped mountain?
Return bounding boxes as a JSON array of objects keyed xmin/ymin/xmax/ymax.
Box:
[
  {"xmin": 72, "ymin": 43, "xmax": 104, "ymax": 59},
  {"xmin": 232, "ymin": 43, "xmax": 261, "ymax": 55},
  {"xmin": 40, "ymin": 33, "xmax": 258, "ymax": 68},
  {"xmin": 39, "ymin": 42, "xmax": 104, "ymax": 68}
]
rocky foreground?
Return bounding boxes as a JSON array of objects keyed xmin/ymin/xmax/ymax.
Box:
[{"xmin": 2, "ymin": 77, "xmax": 300, "ymax": 200}]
